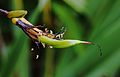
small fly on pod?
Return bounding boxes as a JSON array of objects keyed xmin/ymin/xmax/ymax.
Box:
[{"xmin": 0, "ymin": 9, "xmax": 102, "ymax": 56}]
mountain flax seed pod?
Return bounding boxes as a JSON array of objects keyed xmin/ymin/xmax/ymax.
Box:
[
  {"xmin": 7, "ymin": 10, "xmax": 27, "ymax": 18},
  {"xmin": 38, "ymin": 35, "xmax": 91, "ymax": 48},
  {"xmin": 0, "ymin": 9, "xmax": 102, "ymax": 55}
]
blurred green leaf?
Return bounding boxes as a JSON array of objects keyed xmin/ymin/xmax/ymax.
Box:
[
  {"xmin": 86, "ymin": 0, "xmax": 103, "ymax": 17},
  {"xmin": 29, "ymin": 0, "xmax": 49, "ymax": 24},
  {"xmin": 90, "ymin": 0, "xmax": 120, "ymax": 40},
  {"xmin": 85, "ymin": 48, "xmax": 120, "ymax": 77},
  {"xmin": 64, "ymin": 0, "xmax": 86, "ymax": 13},
  {"xmin": 0, "ymin": 33, "xmax": 29, "ymax": 77},
  {"xmin": 11, "ymin": 0, "xmax": 24, "ymax": 9},
  {"xmin": 0, "ymin": 0, "xmax": 29, "ymax": 77}
]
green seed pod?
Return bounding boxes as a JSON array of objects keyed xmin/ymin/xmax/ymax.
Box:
[
  {"xmin": 38, "ymin": 35, "xmax": 91, "ymax": 48},
  {"xmin": 7, "ymin": 10, "xmax": 27, "ymax": 18}
]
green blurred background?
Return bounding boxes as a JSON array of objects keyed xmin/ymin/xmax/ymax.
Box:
[{"xmin": 0, "ymin": 0, "xmax": 120, "ymax": 77}]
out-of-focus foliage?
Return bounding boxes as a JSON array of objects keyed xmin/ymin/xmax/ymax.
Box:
[{"xmin": 0, "ymin": 0, "xmax": 120, "ymax": 77}]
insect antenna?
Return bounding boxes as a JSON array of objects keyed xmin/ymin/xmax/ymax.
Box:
[
  {"xmin": 92, "ymin": 43, "xmax": 102, "ymax": 56},
  {"xmin": 81, "ymin": 41, "xmax": 102, "ymax": 56},
  {"xmin": 55, "ymin": 27, "xmax": 66, "ymax": 35}
]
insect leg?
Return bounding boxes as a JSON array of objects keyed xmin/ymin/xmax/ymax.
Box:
[
  {"xmin": 55, "ymin": 27, "xmax": 66, "ymax": 40},
  {"xmin": 55, "ymin": 27, "xmax": 66, "ymax": 35},
  {"xmin": 35, "ymin": 41, "xmax": 46, "ymax": 48}
]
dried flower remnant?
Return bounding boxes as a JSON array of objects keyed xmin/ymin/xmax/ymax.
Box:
[
  {"xmin": 31, "ymin": 48, "xmax": 34, "ymax": 51},
  {"xmin": 35, "ymin": 54, "xmax": 39, "ymax": 59}
]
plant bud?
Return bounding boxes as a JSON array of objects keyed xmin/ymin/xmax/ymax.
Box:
[{"xmin": 7, "ymin": 10, "xmax": 27, "ymax": 18}]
